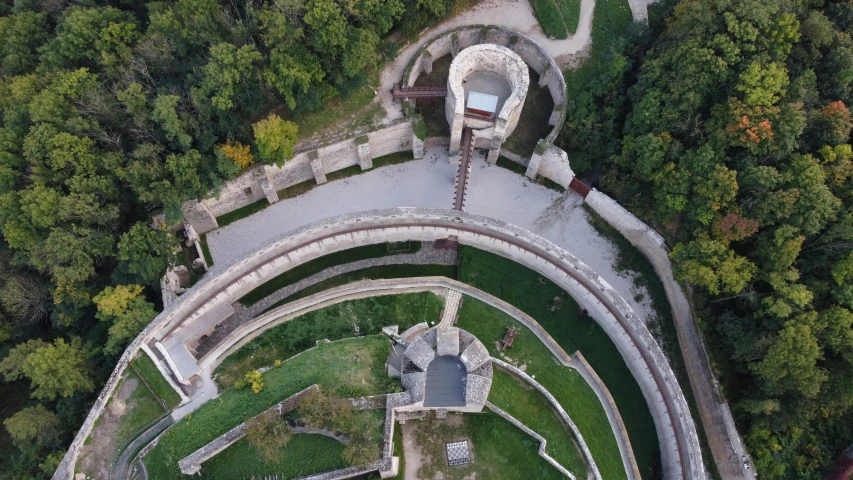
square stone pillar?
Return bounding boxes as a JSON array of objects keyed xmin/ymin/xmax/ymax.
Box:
[
  {"xmin": 308, "ymin": 150, "xmax": 326, "ymax": 185},
  {"xmin": 182, "ymin": 199, "xmax": 218, "ymax": 234},
  {"xmin": 357, "ymin": 138, "xmax": 372, "ymax": 170},
  {"xmin": 451, "ymin": 33, "xmax": 460, "ymax": 57},
  {"xmin": 486, "ymin": 136, "xmax": 502, "ymax": 164},
  {"xmin": 525, "ymin": 151, "xmax": 542, "ymax": 180},
  {"xmin": 448, "ymin": 113, "xmax": 464, "ymax": 157},
  {"xmin": 412, "ymin": 133, "xmax": 425, "ymax": 159},
  {"xmin": 421, "ymin": 51, "xmax": 433, "ymax": 75}
]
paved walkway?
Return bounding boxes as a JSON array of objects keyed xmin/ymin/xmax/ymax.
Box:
[{"xmin": 206, "ymin": 149, "xmax": 658, "ymax": 327}]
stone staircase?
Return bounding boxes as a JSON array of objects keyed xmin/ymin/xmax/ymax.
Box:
[{"xmin": 439, "ymin": 289, "xmax": 462, "ymax": 327}]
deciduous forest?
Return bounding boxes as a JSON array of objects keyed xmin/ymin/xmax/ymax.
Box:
[
  {"xmin": 560, "ymin": 0, "xmax": 853, "ymax": 477},
  {"xmin": 0, "ymin": 0, "xmax": 467, "ymax": 477}
]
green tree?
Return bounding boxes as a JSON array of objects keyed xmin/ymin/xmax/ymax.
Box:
[
  {"xmin": 752, "ymin": 318, "xmax": 826, "ymax": 397},
  {"xmin": 22, "ymin": 337, "xmax": 94, "ymax": 400},
  {"xmin": 117, "ymin": 223, "xmax": 177, "ymax": 286},
  {"xmin": 40, "ymin": 6, "xmax": 136, "ymax": 67},
  {"xmin": 0, "ymin": 12, "xmax": 49, "ymax": 75},
  {"xmin": 197, "ymin": 43, "xmax": 263, "ymax": 111},
  {"xmin": 151, "ymin": 94, "xmax": 192, "ymax": 151},
  {"xmin": 252, "ymin": 114, "xmax": 298, "ymax": 166},
  {"xmin": 736, "ymin": 61, "xmax": 789, "ymax": 107},
  {"xmin": 3, "ymin": 405, "xmax": 59, "ymax": 450},
  {"xmin": 304, "ymin": 0, "xmax": 348, "ymax": 53},
  {"xmin": 671, "ymin": 234, "xmax": 757, "ymax": 295},
  {"xmin": 93, "ymin": 285, "xmax": 158, "ymax": 354},
  {"xmin": 0, "ymin": 338, "xmax": 47, "ymax": 381}
]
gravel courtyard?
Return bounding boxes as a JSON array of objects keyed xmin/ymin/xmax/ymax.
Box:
[{"xmin": 205, "ymin": 146, "xmax": 656, "ymax": 323}]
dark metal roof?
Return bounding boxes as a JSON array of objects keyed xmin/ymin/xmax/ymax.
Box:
[{"xmin": 423, "ymin": 355, "xmax": 466, "ymax": 407}]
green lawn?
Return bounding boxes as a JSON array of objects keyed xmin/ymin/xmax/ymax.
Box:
[
  {"xmin": 490, "ymin": 370, "xmax": 587, "ymax": 476},
  {"xmin": 131, "ymin": 353, "xmax": 182, "ymax": 410},
  {"xmin": 457, "ymin": 297, "xmax": 624, "ymax": 480},
  {"xmin": 459, "ymin": 246, "xmax": 660, "ymax": 479},
  {"xmin": 238, "ymin": 242, "xmax": 421, "ymax": 307},
  {"xmin": 261, "ymin": 264, "xmax": 458, "ymax": 314},
  {"xmin": 215, "ymin": 292, "xmax": 444, "ymax": 388},
  {"xmin": 144, "ymin": 336, "xmax": 397, "ymax": 479},
  {"xmin": 199, "ymin": 434, "xmax": 347, "ymax": 479},
  {"xmin": 408, "ymin": 413, "xmax": 565, "ymax": 480},
  {"xmin": 199, "ymin": 233, "xmax": 214, "ymax": 267}
]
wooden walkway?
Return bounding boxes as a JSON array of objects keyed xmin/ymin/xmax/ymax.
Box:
[{"xmin": 453, "ymin": 128, "xmax": 473, "ymax": 211}]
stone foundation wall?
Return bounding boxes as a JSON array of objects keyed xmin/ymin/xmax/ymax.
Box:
[{"xmin": 183, "ymin": 121, "xmax": 414, "ymax": 233}]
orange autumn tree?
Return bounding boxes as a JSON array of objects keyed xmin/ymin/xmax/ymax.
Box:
[{"xmin": 216, "ymin": 141, "xmax": 254, "ymax": 170}]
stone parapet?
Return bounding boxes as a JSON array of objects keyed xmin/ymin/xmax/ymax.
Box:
[{"xmin": 182, "ymin": 200, "xmax": 218, "ymax": 234}]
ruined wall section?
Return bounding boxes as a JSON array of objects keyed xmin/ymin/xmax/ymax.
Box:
[{"xmin": 185, "ymin": 121, "xmax": 414, "ymax": 233}]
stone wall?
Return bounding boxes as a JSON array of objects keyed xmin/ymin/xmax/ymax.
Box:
[
  {"xmin": 54, "ymin": 208, "xmax": 704, "ymax": 480},
  {"xmin": 183, "ymin": 121, "xmax": 414, "ymax": 233},
  {"xmin": 525, "ymin": 142, "xmax": 575, "ymax": 188},
  {"xmin": 583, "ymin": 189, "xmax": 754, "ymax": 478},
  {"xmin": 492, "ymin": 358, "xmax": 599, "ymax": 480},
  {"xmin": 178, "ymin": 385, "xmax": 319, "ymax": 475},
  {"xmin": 405, "ymin": 25, "xmax": 567, "ymax": 143},
  {"xmin": 485, "ymin": 401, "xmax": 576, "ymax": 480}
]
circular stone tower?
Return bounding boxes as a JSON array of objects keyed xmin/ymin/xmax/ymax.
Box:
[{"xmin": 446, "ymin": 43, "xmax": 529, "ymax": 164}]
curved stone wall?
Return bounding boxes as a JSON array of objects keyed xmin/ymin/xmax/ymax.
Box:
[
  {"xmin": 53, "ymin": 208, "xmax": 703, "ymax": 480},
  {"xmin": 445, "ymin": 44, "xmax": 529, "ymax": 155},
  {"xmin": 404, "ymin": 25, "xmax": 567, "ymax": 144}
]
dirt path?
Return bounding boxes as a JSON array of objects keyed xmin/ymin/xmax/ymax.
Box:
[
  {"xmin": 76, "ymin": 376, "xmax": 138, "ymax": 480},
  {"xmin": 401, "ymin": 422, "xmax": 424, "ymax": 479}
]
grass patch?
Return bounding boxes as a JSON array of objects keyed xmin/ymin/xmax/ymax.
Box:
[
  {"xmin": 237, "ymin": 243, "xmax": 420, "ymax": 307},
  {"xmin": 502, "ymin": 68, "xmax": 555, "ymax": 158},
  {"xmin": 408, "ymin": 413, "xmax": 565, "ymax": 480},
  {"xmin": 262, "ymin": 264, "xmax": 458, "ymax": 313},
  {"xmin": 215, "ymin": 292, "xmax": 444, "ymax": 388},
  {"xmin": 144, "ymin": 336, "xmax": 397, "ymax": 479},
  {"xmin": 490, "ymin": 370, "xmax": 587, "ymax": 475},
  {"xmin": 372, "ymin": 150, "xmax": 415, "ymax": 168},
  {"xmin": 114, "ymin": 369, "xmax": 168, "ymax": 447},
  {"xmin": 459, "ymin": 246, "xmax": 660, "ymax": 479},
  {"xmin": 564, "ymin": 0, "xmax": 633, "ymax": 102},
  {"xmin": 215, "ymin": 198, "xmax": 268, "ymax": 228},
  {"xmin": 496, "ymin": 156, "xmax": 527, "ymax": 175},
  {"xmin": 199, "ymin": 233, "xmax": 214, "ymax": 267},
  {"xmin": 583, "ymin": 205, "xmax": 722, "ymax": 480},
  {"xmin": 131, "ymin": 353, "xmax": 182, "ymax": 410},
  {"xmin": 530, "ymin": 0, "xmax": 568, "ymax": 39},
  {"xmin": 457, "ymin": 297, "xmax": 624, "ymax": 480},
  {"xmin": 200, "ymin": 434, "xmax": 347, "ymax": 479}
]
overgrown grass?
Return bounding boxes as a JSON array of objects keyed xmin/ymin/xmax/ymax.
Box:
[
  {"xmin": 113, "ymin": 369, "xmax": 168, "ymax": 447},
  {"xmin": 238, "ymin": 242, "xmax": 420, "ymax": 307},
  {"xmin": 215, "ymin": 199, "xmax": 268, "ymax": 228},
  {"xmin": 215, "ymin": 292, "xmax": 444, "ymax": 388},
  {"xmin": 413, "ymin": 54, "xmax": 452, "ymax": 137},
  {"xmin": 199, "ymin": 233, "xmax": 214, "ymax": 267},
  {"xmin": 261, "ymin": 264, "xmax": 458, "ymax": 313},
  {"xmin": 556, "ymin": 0, "xmax": 582, "ymax": 33},
  {"xmin": 131, "ymin": 353, "xmax": 182, "ymax": 410},
  {"xmin": 583, "ymin": 205, "xmax": 722, "ymax": 480},
  {"xmin": 564, "ymin": 0, "xmax": 633, "ymax": 102},
  {"xmin": 144, "ymin": 336, "xmax": 397, "ymax": 479},
  {"xmin": 289, "ymin": 71, "xmax": 383, "ymax": 141},
  {"xmin": 502, "ymin": 68, "xmax": 555, "ymax": 158},
  {"xmin": 409, "ymin": 413, "xmax": 565, "ymax": 480},
  {"xmin": 459, "ymin": 247, "xmax": 661, "ymax": 478},
  {"xmin": 457, "ymin": 297, "xmax": 625, "ymax": 480},
  {"xmin": 200, "ymin": 434, "xmax": 347, "ymax": 479}
]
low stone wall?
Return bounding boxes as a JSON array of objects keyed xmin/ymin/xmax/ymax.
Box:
[
  {"xmin": 178, "ymin": 385, "xmax": 319, "ymax": 475},
  {"xmin": 485, "ymin": 401, "xmax": 575, "ymax": 480},
  {"xmin": 525, "ymin": 142, "xmax": 575, "ymax": 188},
  {"xmin": 491, "ymin": 358, "xmax": 600, "ymax": 480},
  {"xmin": 182, "ymin": 120, "xmax": 415, "ymax": 234}
]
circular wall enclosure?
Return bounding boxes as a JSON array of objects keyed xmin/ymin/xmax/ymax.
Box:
[{"xmin": 446, "ymin": 44, "xmax": 529, "ymax": 142}]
